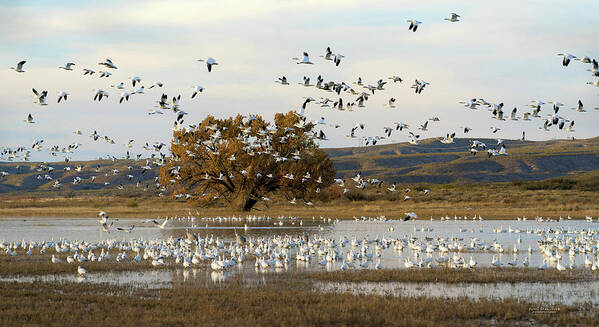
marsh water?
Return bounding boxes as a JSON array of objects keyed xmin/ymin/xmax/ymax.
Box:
[{"xmin": 1, "ymin": 216, "xmax": 598, "ymax": 305}]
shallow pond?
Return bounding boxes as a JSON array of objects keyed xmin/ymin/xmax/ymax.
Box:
[
  {"xmin": 316, "ymin": 280, "xmax": 599, "ymax": 306},
  {"xmin": 1, "ymin": 217, "xmax": 597, "ymax": 270}
]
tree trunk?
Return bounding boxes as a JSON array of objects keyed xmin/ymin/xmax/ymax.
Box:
[{"xmin": 230, "ymin": 192, "xmax": 258, "ymax": 211}]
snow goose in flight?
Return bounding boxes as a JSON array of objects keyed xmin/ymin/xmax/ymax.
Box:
[
  {"xmin": 407, "ymin": 20, "xmax": 422, "ymax": 32},
  {"xmin": 10, "ymin": 60, "xmax": 26, "ymax": 72},
  {"xmin": 461, "ymin": 126, "xmax": 472, "ymax": 133},
  {"xmin": 439, "ymin": 133, "xmax": 455, "ymax": 144},
  {"xmin": 302, "ymin": 97, "xmax": 316, "ymax": 109},
  {"xmin": 117, "ymin": 225, "xmax": 134, "ymax": 233},
  {"xmin": 386, "ymin": 98, "xmax": 396, "ymax": 108},
  {"xmin": 148, "ymin": 110, "xmax": 164, "ymax": 115},
  {"xmin": 32, "ymin": 88, "xmax": 48, "ymax": 106},
  {"xmin": 490, "ymin": 126, "xmax": 500, "ymax": 133},
  {"xmin": 492, "ymin": 108, "xmax": 505, "ymax": 120},
  {"xmin": 444, "ymin": 13, "xmax": 460, "ymax": 22},
  {"xmin": 319, "ymin": 98, "xmax": 332, "ymax": 107},
  {"xmin": 575, "ymin": 56, "xmax": 592, "ymax": 64},
  {"xmin": 24, "ymin": 114, "xmax": 35, "ymax": 124},
  {"xmin": 418, "ymin": 121, "xmax": 428, "ymax": 131},
  {"xmin": 134, "ymin": 86, "xmax": 145, "ymax": 94},
  {"xmin": 99, "ymin": 71, "xmax": 112, "ymax": 78},
  {"xmin": 509, "ymin": 107, "xmax": 518, "ymax": 120},
  {"xmin": 567, "ymin": 121, "xmax": 575, "ymax": 132},
  {"xmin": 334, "ymin": 54, "xmax": 344, "ymax": 66},
  {"xmin": 59, "ymin": 62, "xmax": 75, "ymax": 71},
  {"xmin": 557, "ymin": 53, "xmax": 576, "ymax": 66},
  {"xmin": 152, "ymin": 218, "xmax": 169, "ymax": 229},
  {"xmin": 588, "ymin": 67, "xmax": 599, "ymax": 77},
  {"xmin": 299, "ymin": 76, "xmax": 313, "ymax": 87},
  {"xmin": 522, "ymin": 112, "xmax": 531, "ymax": 120},
  {"xmin": 191, "ymin": 85, "xmax": 204, "ymax": 98},
  {"xmin": 571, "ymin": 100, "xmax": 585, "ymax": 112},
  {"xmin": 57, "ymin": 91, "xmax": 69, "ymax": 103},
  {"xmin": 293, "ymin": 52, "xmax": 313, "ymax": 64},
  {"xmin": 395, "ymin": 122, "xmax": 409, "ymax": 131},
  {"xmin": 130, "ymin": 76, "xmax": 141, "ymax": 87},
  {"xmin": 383, "ymin": 126, "xmax": 393, "ymax": 137},
  {"xmin": 198, "ymin": 57, "xmax": 219, "ymax": 72},
  {"xmin": 320, "ymin": 47, "xmax": 333, "ymax": 61},
  {"xmin": 540, "ymin": 119, "xmax": 552, "ymax": 131},
  {"xmin": 149, "ymin": 81, "xmax": 163, "ymax": 89},
  {"xmin": 549, "ymin": 101, "xmax": 563, "ymax": 113},
  {"xmin": 83, "ymin": 68, "xmax": 95, "ymax": 76},
  {"xmin": 388, "ymin": 75, "xmax": 403, "ymax": 83},
  {"xmin": 412, "ymin": 79, "xmax": 429, "ymax": 93},
  {"xmin": 119, "ymin": 92, "xmax": 132, "ymax": 103},
  {"xmin": 364, "ymin": 84, "xmax": 377, "ymax": 94},
  {"xmin": 93, "ymin": 89, "xmax": 109, "ymax": 101},
  {"xmin": 459, "ymin": 98, "xmax": 479, "ymax": 109},
  {"xmin": 111, "ymin": 82, "xmax": 125, "ymax": 89},
  {"xmin": 408, "ymin": 133, "xmax": 419, "ymax": 145},
  {"xmin": 276, "ymin": 76, "xmax": 289, "ymax": 85},
  {"xmin": 98, "ymin": 59, "xmax": 118, "ymax": 69},
  {"xmin": 356, "ymin": 95, "xmax": 367, "ymax": 108}
]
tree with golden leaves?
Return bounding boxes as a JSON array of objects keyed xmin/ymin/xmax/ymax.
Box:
[{"xmin": 160, "ymin": 111, "xmax": 336, "ymax": 211}]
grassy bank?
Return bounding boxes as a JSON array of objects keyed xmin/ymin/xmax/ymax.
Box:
[
  {"xmin": 308, "ymin": 267, "xmax": 599, "ymax": 284},
  {"xmin": 0, "ymin": 279, "xmax": 595, "ymax": 326},
  {"xmin": 1, "ymin": 182, "xmax": 598, "ymax": 219}
]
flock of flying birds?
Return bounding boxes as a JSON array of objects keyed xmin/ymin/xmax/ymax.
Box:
[{"xmin": 2, "ymin": 12, "xmax": 599, "ymax": 202}]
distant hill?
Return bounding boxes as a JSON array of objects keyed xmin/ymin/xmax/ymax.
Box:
[
  {"xmin": 1, "ymin": 137, "xmax": 598, "ymax": 195},
  {"xmin": 325, "ymin": 137, "xmax": 599, "ymax": 183}
]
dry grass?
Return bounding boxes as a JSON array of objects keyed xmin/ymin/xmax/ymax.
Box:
[
  {"xmin": 0, "ymin": 279, "xmax": 596, "ymax": 327},
  {"xmin": 308, "ymin": 267, "xmax": 599, "ymax": 284},
  {"xmin": 1, "ymin": 184, "xmax": 597, "ymax": 219}
]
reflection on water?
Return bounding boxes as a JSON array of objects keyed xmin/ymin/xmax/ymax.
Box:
[
  {"xmin": 1, "ymin": 267, "xmax": 596, "ymax": 306},
  {"xmin": 316, "ymin": 280, "xmax": 599, "ymax": 306}
]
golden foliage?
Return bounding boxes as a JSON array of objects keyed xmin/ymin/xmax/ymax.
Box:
[{"xmin": 160, "ymin": 111, "xmax": 335, "ymax": 210}]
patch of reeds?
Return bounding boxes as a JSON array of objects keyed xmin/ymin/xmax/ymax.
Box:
[
  {"xmin": 0, "ymin": 279, "xmax": 596, "ymax": 326},
  {"xmin": 307, "ymin": 267, "xmax": 599, "ymax": 284}
]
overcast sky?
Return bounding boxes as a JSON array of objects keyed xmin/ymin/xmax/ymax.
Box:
[{"xmin": 1, "ymin": 0, "xmax": 598, "ymax": 162}]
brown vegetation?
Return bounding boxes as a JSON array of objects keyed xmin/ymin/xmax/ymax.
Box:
[
  {"xmin": 1, "ymin": 180, "xmax": 597, "ymax": 219},
  {"xmin": 308, "ymin": 267, "xmax": 599, "ymax": 284},
  {"xmin": 0, "ymin": 279, "xmax": 596, "ymax": 326}
]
